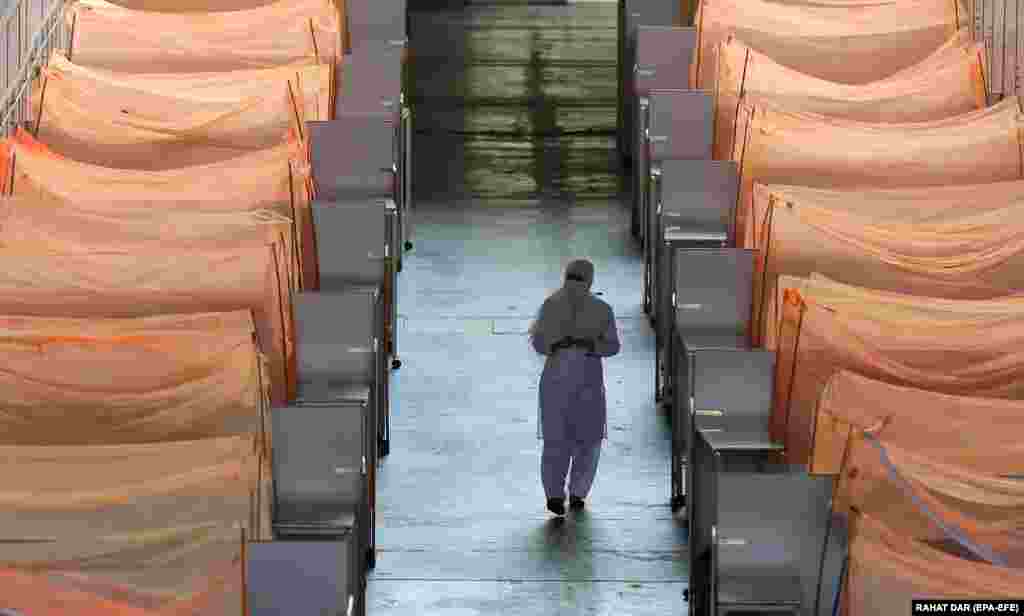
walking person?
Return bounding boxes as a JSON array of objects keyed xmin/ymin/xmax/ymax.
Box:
[{"xmin": 529, "ymin": 259, "xmax": 620, "ymax": 516}]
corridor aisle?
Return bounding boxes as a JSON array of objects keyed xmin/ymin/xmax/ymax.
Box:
[{"xmin": 368, "ymin": 3, "xmax": 686, "ymax": 613}]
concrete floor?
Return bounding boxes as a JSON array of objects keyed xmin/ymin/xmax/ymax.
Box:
[{"xmin": 367, "ymin": 3, "xmax": 688, "ymax": 614}]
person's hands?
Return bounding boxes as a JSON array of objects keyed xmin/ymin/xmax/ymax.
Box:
[
  {"xmin": 568, "ymin": 337, "xmax": 595, "ymax": 352},
  {"xmin": 551, "ymin": 337, "xmax": 596, "ymax": 352},
  {"xmin": 551, "ymin": 337, "xmax": 572, "ymax": 352}
]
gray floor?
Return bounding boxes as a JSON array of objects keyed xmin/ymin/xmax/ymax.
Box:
[{"xmin": 368, "ymin": 4, "xmax": 687, "ymax": 614}]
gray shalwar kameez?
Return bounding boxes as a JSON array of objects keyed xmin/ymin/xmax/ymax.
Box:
[{"xmin": 529, "ymin": 260, "xmax": 621, "ymax": 500}]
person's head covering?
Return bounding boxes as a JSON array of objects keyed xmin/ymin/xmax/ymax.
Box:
[
  {"xmin": 529, "ymin": 259, "xmax": 611, "ymax": 347},
  {"xmin": 563, "ymin": 259, "xmax": 594, "ymax": 290}
]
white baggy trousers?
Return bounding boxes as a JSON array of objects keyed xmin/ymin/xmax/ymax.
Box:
[{"xmin": 542, "ymin": 439, "xmax": 602, "ymax": 499}]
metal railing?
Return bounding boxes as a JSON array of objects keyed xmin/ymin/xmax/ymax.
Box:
[
  {"xmin": 0, "ymin": 0, "xmax": 69, "ymax": 137},
  {"xmin": 972, "ymin": 0, "xmax": 1023, "ymax": 102}
]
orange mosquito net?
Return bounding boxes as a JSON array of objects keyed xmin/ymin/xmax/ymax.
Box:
[
  {"xmin": 842, "ymin": 513, "xmax": 1024, "ymax": 616},
  {"xmin": 771, "ymin": 289, "xmax": 1024, "ymax": 467},
  {"xmin": 690, "ymin": 0, "xmax": 959, "ymax": 90},
  {"xmin": 0, "ymin": 247, "xmax": 294, "ymax": 404},
  {"xmin": 0, "ymin": 568, "xmax": 162, "ymax": 615},
  {"xmin": 97, "ymin": 0, "xmax": 350, "ymax": 58},
  {"xmin": 0, "ymin": 435, "xmax": 271, "ymax": 615},
  {"xmin": 731, "ymin": 96, "xmax": 1024, "ymax": 244},
  {"xmin": 0, "ymin": 561, "xmax": 251, "ymax": 615},
  {"xmin": 46, "ymin": 53, "xmax": 331, "ymax": 102},
  {"xmin": 106, "ymin": 0, "xmax": 280, "ymax": 10},
  {"xmin": 751, "ymin": 180, "xmax": 1024, "ymax": 233},
  {"xmin": 764, "ymin": 273, "xmax": 1024, "ymax": 351},
  {"xmin": 31, "ymin": 52, "xmax": 333, "ymax": 169},
  {"xmin": 747, "ymin": 194, "xmax": 1024, "ymax": 345},
  {"xmin": 833, "ymin": 433, "xmax": 1024, "ymax": 564},
  {"xmin": 0, "ymin": 127, "xmax": 318, "ymax": 290},
  {"xmin": 811, "ymin": 370, "xmax": 1024, "ymax": 476},
  {"xmin": 0, "ymin": 311, "xmax": 270, "ymax": 446},
  {"xmin": 0, "ymin": 199, "xmax": 300, "ymax": 295},
  {"xmin": 712, "ymin": 32, "xmax": 986, "ymax": 159},
  {"xmin": 66, "ymin": 0, "xmax": 343, "ymax": 73}
]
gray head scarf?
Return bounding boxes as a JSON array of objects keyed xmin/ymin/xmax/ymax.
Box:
[{"xmin": 530, "ymin": 259, "xmax": 611, "ymax": 347}]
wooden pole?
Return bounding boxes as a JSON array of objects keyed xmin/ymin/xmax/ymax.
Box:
[
  {"xmin": 286, "ymin": 163, "xmax": 303, "ymax": 289},
  {"xmin": 7, "ymin": 151, "xmax": 17, "ymax": 196},
  {"xmin": 287, "ymin": 81, "xmax": 304, "ymax": 142},
  {"xmin": 283, "ymin": 229, "xmax": 299, "ymax": 292},
  {"xmin": 329, "ymin": 62, "xmax": 337, "ymax": 120},
  {"xmin": 31, "ymin": 69, "xmax": 47, "ymax": 135},
  {"xmin": 269, "ymin": 247, "xmax": 292, "ymax": 402},
  {"xmin": 66, "ymin": 12, "xmax": 77, "ymax": 61},
  {"xmin": 309, "ymin": 19, "xmax": 320, "ymax": 63}
]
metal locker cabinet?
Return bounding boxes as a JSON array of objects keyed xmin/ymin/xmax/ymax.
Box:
[
  {"xmin": 634, "ymin": 27, "xmax": 696, "ymax": 95},
  {"xmin": 288, "ymin": 387, "xmax": 376, "ymax": 568},
  {"xmin": 308, "ymin": 116, "xmax": 395, "ymax": 201},
  {"xmin": 640, "ymin": 89, "xmax": 713, "ymax": 251},
  {"xmin": 293, "ymin": 289, "xmax": 390, "ymax": 458},
  {"xmin": 620, "ymin": 0, "xmax": 678, "ymax": 163},
  {"xmin": 631, "ymin": 26, "xmax": 697, "ymax": 241},
  {"xmin": 338, "ymin": 45, "xmax": 413, "ymax": 259},
  {"xmin": 307, "ymin": 114, "xmax": 400, "ymax": 270},
  {"xmin": 689, "ymin": 432, "xmax": 838, "ymax": 616},
  {"xmin": 246, "ymin": 539, "xmax": 361, "ymax": 616},
  {"xmin": 646, "ymin": 159, "xmax": 736, "ymax": 318},
  {"xmin": 654, "ymin": 231, "xmax": 728, "ymax": 402},
  {"xmin": 346, "ymin": 0, "xmax": 407, "ymax": 52},
  {"xmin": 671, "ymin": 342, "xmax": 775, "ymax": 513},
  {"xmin": 312, "ymin": 198, "xmax": 401, "ymax": 367},
  {"xmin": 312, "ymin": 198, "xmax": 389, "ymax": 289},
  {"xmin": 669, "ymin": 333, "xmax": 749, "ymax": 511},
  {"xmin": 269, "ymin": 397, "xmax": 373, "ymax": 573},
  {"xmin": 660, "ymin": 247, "xmax": 754, "ymax": 404},
  {"xmin": 337, "ymin": 44, "xmax": 402, "ymax": 126},
  {"xmin": 671, "ymin": 248, "xmax": 754, "ymax": 333},
  {"xmin": 647, "ymin": 90, "xmax": 713, "ymax": 161}
]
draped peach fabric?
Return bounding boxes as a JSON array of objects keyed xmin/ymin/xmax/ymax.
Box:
[
  {"xmin": 46, "ymin": 53, "xmax": 329, "ymax": 101},
  {"xmin": 691, "ymin": 0, "xmax": 957, "ymax": 90},
  {"xmin": 31, "ymin": 53, "xmax": 333, "ymax": 169},
  {"xmin": 731, "ymin": 97, "xmax": 1024, "ymax": 244},
  {"xmin": 107, "ymin": 0, "xmax": 280, "ymax": 10},
  {"xmin": 0, "ymin": 435, "xmax": 270, "ymax": 615},
  {"xmin": 752, "ymin": 182, "xmax": 1024, "ymax": 343},
  {"xmin": 0, "ymin": 200, "xmax": 300, "ymax": 294},
  {"xmin": 765, "ymin": 274, "xmax": 1024, "ymax": 351},
  {"xmin": 0, "ymin": 311, "xmax": 269, "ymax": 446},
  {"xmin": 97, "ymin": 0, "xmax": 350, "ymax": 57},
  {"xmin": 0, "ymin": 248, "xmax": 294, "ymax": 404},
  {"xmin": 67, "ymin": 0, "xmax": 343, "ymax": 72},
  {"xmin": 748, "ymin": 195, "xmax": 1024, "ymax": 344},
  {"xmin": 834, "ymin": 436, "xmax": 1024, "ymax": 558},
  {"xmin": 0, "ymin": 569, "xmax": 161, "ymax": 615},
  {"xmin": 0, "ymin": 128, "xmax": 318, "ymax": 290},
  {"xmin": 712, "ymin": 32, "xmax": 985, "ymax": 159},
  {"xmin": 843, "ymin": 514, "xmax": 1024, "ymax": 616},
  {"xmin": 810, "ymin": 370, "xmax": 1024, "ymax": 475},
  {"xmin": 751, "ymin": 180, "xmax": 1024, "ymax": 237},
  {"xmin": 771, "ymin": 290, "xmax": 1024, "ymax": 467}
]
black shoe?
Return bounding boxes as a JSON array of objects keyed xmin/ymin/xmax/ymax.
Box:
[
  {"xmin": 547, "ymin": 498, "xmax": 565, "ymax": 516},
  {"xmin": 569, "ymin": 495, "xmax": 585, "ymax": 511}
]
